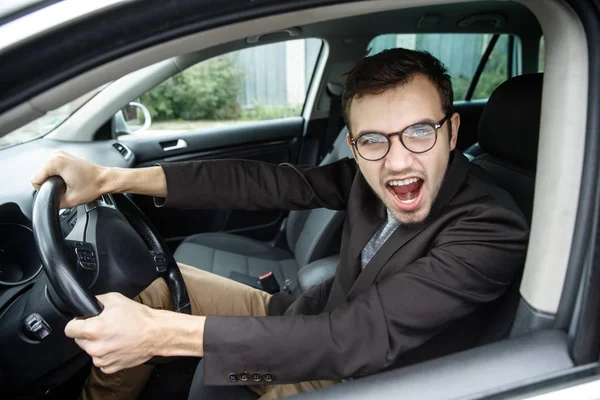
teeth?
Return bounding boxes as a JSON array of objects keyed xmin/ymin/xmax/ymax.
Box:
[
  {"xmin": 388, "ymin": 177, "xmax": 420, "ymax": 187},
  {"xmin": 392, "ymin": 192, "xmax": 418, "ymax": 204},
  {"xmin": 399, "ymin": 197, "xmax": 418, "ymax": 204}
]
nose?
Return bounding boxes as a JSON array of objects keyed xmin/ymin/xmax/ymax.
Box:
[{"xmin": 384, "ymin": 135, "xmax": 415, "ymax": 171}]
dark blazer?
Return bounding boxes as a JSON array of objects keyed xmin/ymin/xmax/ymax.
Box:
[{"xmin": 158, "ymin": 151, "xmax": 529, "ymax": 385}]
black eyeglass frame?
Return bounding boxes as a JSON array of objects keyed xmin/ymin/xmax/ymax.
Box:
[{"xmin": 349, "ymin": 114, "xmax": 451, "ymax": 161}]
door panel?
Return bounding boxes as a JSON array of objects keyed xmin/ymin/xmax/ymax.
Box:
[
  {"xmin": 122, "ymin": 117, "xmax": 304, "ymax": 246},
  {"xmin": 126, "ymin": 117, "xmax": 303, "ymax": 164},
  {"xmin": 294, "ymin": 330, "xmax": 573, "ymax": 400}
]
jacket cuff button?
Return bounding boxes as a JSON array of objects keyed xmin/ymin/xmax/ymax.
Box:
[
  {"xmin": 240, "ymin": 373, "xmax": 249, "ymax": 382},
  {"xmin": 228, "ymin": 373, "xmax": 238, "ymax": 382},
  {"xmin": 252, "ymin": 373, "xmax": 262, "ymax": 382},
  {"xmin": 264, "ymin": 373, "xmax": 274, "ymax": 382}
]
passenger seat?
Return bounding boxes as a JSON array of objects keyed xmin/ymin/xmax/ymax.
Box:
[
  {"xmin": 174, "ymin": 130, "xmax": 353, "ymax": 294},
  {"xmin": 471, "ymin": 73, "xmax": 542, "ymax": 223}
]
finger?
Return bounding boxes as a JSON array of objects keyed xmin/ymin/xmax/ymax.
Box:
[
  {"xmin": 65, "ymin": 317, "xmax": 101, "ymax": 340},
  {"xmin": 93, "ymin": 356, "xmax": 110, "ymax": 369},
  {"xmin": 100, "ymin": 356, "xmax": 149, "ymax": 375},
  {"xmin": 100, "ymin": 364, "xmax": 122, "ymax": 375},
  {"xmin": 65, "ymin": 318, "xmax": 86, "ymax": 339},
  {"xmin": 53, "ymin": 149, "xmax": 76, "ymax": 160},
  {"xmin": 59, "ymin": 197, "xmax": 74, "ymax": 209},
  {"xmin": 94, "ymin": 354, "xmax": 121, "ymax": 373},
  {"xmin": 31, "ymin": 167, "xmax": 55, "ymax": 190},
  {"xmin": 96, "ymin": 292, "xmax": 125, "ymax": 307},
  {"xmin": 60, "ymin": 192, "xmax": 83, "ymax": 209},
  {"xmin": 74, "ymin": 337, "xmax": 93, "ymax": 353},
  {"xmin": 77, "ymin": 339, "xmax": 108, "ymax": 358},
  {"xmin": 31, "ymin": 153, "xmax": 66, "ymax": 189}
]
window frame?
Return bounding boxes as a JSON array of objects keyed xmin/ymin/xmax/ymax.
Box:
[
  {"xmin": 124, "ymin": 38, "xmax": 325, "ymax": 137},
  {"xmin": 366, "ymin": 32, "xmax": 523, "ymax": 102}
]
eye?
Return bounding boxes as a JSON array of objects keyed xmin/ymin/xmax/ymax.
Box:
[
  {"xmin": 357, "ymin": 133, "xmax": 387, "ymax": 145},
  {"xmin": 404, "ymin": 124, "xmax": 435, "ymax": 138}
]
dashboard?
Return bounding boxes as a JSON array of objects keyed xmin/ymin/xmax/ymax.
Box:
[{"xmin": 0, "ymin": 137, "xmax": 135, "ymax": 395}]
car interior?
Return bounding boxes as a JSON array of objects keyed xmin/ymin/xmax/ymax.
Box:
[{"xmin": 0, "ymin": 0, "xmax": 599, "ymax": 399}]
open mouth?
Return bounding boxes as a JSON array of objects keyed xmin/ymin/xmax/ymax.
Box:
[{"xmin": 387, "ymin": 177, "xmax": 424, "ymax": 210}]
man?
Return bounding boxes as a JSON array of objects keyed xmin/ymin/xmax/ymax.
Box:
[{"xmin": 32, "ymin": 48, "xmax": 529, "ymax": 400}]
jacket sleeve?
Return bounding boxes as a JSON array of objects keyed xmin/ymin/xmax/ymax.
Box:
[
  {"xmin": 201, "ymin": 205, "xmax": 529, "ymax": 384},
  {"xmin": 153, "ymin": 158, "xmax": 357, "ymax": 210}
]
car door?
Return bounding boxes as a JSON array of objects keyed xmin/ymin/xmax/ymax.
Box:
[{"xmin": 114, "ymin": 39, "xmax": 324, "ymax": 247}]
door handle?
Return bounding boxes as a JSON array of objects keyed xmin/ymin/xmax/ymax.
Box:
[{"xmin": 161, "ymin": 139, "xmax": 188, "ymax": 152}]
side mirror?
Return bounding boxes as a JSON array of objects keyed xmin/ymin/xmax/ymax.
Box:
[{"xmin": 114, "ymin": 102, "xmax": 152, "ymax": 136}]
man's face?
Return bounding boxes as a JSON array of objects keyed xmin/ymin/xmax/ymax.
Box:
[{"xmin": 347, "ymin": 74, "xmax": 460, "ymax": 224}]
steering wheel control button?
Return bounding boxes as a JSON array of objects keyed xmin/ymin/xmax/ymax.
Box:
[
  {"xmin": 227, "ymin": 373, "xmax": 238, "ymax": 383},
  {"xmin": 240, "ymin": 373, "xmax": 249, "ymax": 382},
  {"xmin": 80, "ymin": 262, "xmax": 97, "ymax": 270},
  {"xmin": 23, "ymin": 313, "xmax": 52, "ymax": 341},
  {"xmin": 152, "ymin": 251, "xmax": 168, "ymax": 273},
  {"xmin": 74, "ymin": 243, "xmax": 97, "ymax": 270},
  {"xmin": 252, "ymin": 373, "xmax": 262, "ymax": 382},
  {"xmin": 264, "ymin": 373, "xmax": 274, "ymax": 382}
]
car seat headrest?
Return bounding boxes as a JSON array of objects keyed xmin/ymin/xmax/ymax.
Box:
[{"xmin": 477, "ymin": 73, "xmax": 543, "ymax": 170}]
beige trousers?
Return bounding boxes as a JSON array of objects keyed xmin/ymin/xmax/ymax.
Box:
[{"xmin": 81, "ymin": 263, "xmax": 339, "ymax": 400}]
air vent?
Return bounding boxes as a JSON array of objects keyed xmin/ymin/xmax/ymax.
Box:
[{"xmin": 112, "ymin": 142, "xmax": 132, "ymax": 160}]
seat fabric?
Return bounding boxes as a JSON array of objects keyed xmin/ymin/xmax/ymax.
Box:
[
  {"xmin": 174, "ymin": 232, "xmax": 300, "ymax": 294},
  {"xmin": 174, "ymin": 129, "xmax": 353, "ymax": 291}
]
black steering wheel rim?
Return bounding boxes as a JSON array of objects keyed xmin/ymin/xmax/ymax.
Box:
[{"xmin": 33, "ymin": 177, "xmax": 102, "ymax": 316}]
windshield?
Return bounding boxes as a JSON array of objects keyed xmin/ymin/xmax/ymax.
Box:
[{"xmin": 0, "ymin": 84, "xmax": 106, "ymax": 149}]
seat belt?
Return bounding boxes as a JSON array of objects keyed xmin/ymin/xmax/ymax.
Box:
[{"xmin": 319, "ymin": 82, "xmax": 344, "ymax": 162}]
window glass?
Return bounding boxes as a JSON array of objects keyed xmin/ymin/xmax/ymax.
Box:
[
  {"xmin": 471, "ymin": 35, "xmax": 509, "ymax": 100},
  {"xmin": 0, "ymin": 84, "xmax": 107, "ymax": 150},
  {"xmin": 136, "ymin": 39, "xmax": 322, "ymax": 134},
  {"xmin": 367, "ymin": 34, "xmax": 516, "ymax": 101}
]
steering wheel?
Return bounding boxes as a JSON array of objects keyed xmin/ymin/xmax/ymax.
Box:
[{"xmin": 31, "ymin": 176, "xmax": 191, "ymax": 325}]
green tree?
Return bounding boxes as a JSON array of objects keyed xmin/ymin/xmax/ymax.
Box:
[{"xmin": 141, "ymin": 55, "xmax": 245, "ymax": 121}]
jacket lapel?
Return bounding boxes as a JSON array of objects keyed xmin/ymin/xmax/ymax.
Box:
[
  {"xmin": 346, "ymin": 151, "xmax": 470, "ymax": 300},
  {"xmin": 347, "ymin": 220, "xmax": 426, "ymax": 299},
  {"xmin": 337, "ymin": 175, "xmax": 385, "ymax": 296}
]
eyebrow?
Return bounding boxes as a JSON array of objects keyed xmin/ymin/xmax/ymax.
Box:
[{"xmin": 354, "ymin": 117, "xmax": 440, "ymax": 138}]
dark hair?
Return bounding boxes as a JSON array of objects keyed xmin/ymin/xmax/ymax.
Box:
[{"xmin": 343, "ymin": 48, "xmax": 453, "ymax": 134}]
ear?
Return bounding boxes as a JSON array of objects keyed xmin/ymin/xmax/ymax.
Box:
[
  {"xmin": 449, "ymin": 112, "xmax": 460, "ymax": 151},
  {"xmin": 346, "ymin": 133, "xmax": 359, "ymax": 159}
]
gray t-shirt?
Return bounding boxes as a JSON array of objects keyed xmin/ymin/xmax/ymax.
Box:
[{"xmin": 361, "ymin": 209, "xmax": 400, "ymax": 269}]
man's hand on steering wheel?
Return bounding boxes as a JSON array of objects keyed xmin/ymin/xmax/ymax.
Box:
[
  {"xmin": 65, "ymin": 292, "xmax": 162, "ymax": 374},
  {"xmin": 31, "ymin": 150, "xmax": 108, "ymax": 209},
  {"xmin": 31, "ymin": 151, "xmax": 193, "ymax": 369}
]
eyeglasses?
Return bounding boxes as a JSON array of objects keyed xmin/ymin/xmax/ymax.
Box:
[{"xmin": 349, "ymin": 115, "xmax": 451, "ymax": 161}]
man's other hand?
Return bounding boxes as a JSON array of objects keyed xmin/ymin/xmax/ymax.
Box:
[
  {"xmin": 65, "ymin": 293, "xmax": 161, "ymax": 374},
  {"xmin": 31, "ymin": 150, "xmax": 109, "ymax": 208}
]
